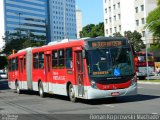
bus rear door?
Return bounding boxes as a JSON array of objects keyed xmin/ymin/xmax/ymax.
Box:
[
  {"xmin": 44, "ymin": 51, "xmax": 52, "ymax": 92},
  {"xmin": 19, "ymin": 56, "xmax": 26, "ymax": 89}
]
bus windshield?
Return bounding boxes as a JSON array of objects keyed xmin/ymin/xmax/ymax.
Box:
[{"xmin": 86, "ymin": 47, "xmax": 134, "ymax": 77}]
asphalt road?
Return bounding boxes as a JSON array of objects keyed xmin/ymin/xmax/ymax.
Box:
[{"xmin": 0, "ymin": 79, "xmax": 160, "ymax": 120}]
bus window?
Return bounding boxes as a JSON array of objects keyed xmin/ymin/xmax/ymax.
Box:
[
  {"xmin": 39, "ymin": 53, "xmax": 44, "ymax": 69},
  {"xmin": 52, "ymin": 50, "xmax": 58, "ymax": 68},
  {"xmin": 33, "ymin": 53, "xmax": 39, "ymax": 69},
  {"xmin": 66, "ymin": 48, "xmax": 72, "ymax": 68},
  {"xmin": 58, "ymin": 49, "xmax": 65, "ymax": 68}
]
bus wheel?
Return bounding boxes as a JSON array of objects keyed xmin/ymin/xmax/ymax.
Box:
[
  {"xmin": 15, "ymin": 81, "xmax": 21, "ymax": 94},
  {"xmin": 68, "ymin": 84, "xmax": 77, "ymax": 102},
  {"xmin": 38, "ymin": 81, "xmax": 45, "ymax": 98}
]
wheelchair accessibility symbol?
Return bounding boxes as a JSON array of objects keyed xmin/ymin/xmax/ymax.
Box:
[{"xmin": 114, "ymin": 68, "xmax": 120, "ymax": 76}]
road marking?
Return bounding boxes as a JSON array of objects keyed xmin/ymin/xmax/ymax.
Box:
[{"xmin": 104, "ymin": 105, "xmax": 115, "ymax": 108}]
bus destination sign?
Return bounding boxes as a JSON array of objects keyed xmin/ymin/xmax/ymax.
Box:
[{"xmin": 88, "ymin": 41, "xmax": 123, "ymax": 48}]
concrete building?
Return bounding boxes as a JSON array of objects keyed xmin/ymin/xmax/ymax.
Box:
[
  {"xmin": 0, "ymin": 0, "xmax": 5, "ymax": 51},
  {"xmin": 76, "ymin": 8, "xmax": 82, "ymax": 38},
  {"xmin": 103, "ymin": 0, "xmax": 135, "ymax": 36},
  {"xmin": 103, "ymin": 0, "xmax": 157, "ymax": 44},
  {"xmin": 135, "ymin": 0, "xmax": 157, "ymax": 44},
  {"xmin": 49, "ymin": 0, "xmax": 77, "ymax": 41},
  {"xmin": 4, "ymin": 0, "xmax": 48, "ymax": 42}
]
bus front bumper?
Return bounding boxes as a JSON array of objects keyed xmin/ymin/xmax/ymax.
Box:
[{"xmin": 86, "ymin": 83, "xmax": 137, "ymax": 99}]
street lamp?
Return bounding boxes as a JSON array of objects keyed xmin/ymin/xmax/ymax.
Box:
[
  {"xmin": 63, "ymin": 0, "xmax": 67, "ymax": 39},
  {"xmin": 145, "ymin": 19, "xmax": 160, "ymax": 80},
  {"xmin": 13, "ymin": 12, "xmax": 22, "ymax": 39}
]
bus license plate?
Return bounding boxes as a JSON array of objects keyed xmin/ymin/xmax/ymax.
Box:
[{"xmin": 111, "ymin": 92, "xmax": 120, "ymax": 96}]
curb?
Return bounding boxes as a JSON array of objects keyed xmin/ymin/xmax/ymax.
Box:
[{"xmin": 138, "ymin": 81, "xmax": 160, "ymax": 85}]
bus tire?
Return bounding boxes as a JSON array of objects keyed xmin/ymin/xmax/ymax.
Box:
[
  {"xmin": 38, "ymin": 81, "xmax": 45, "ymax": 98},
  {"xmin": 68, "ymin": 84, "xmax": 77, "ymax": 102},
  {"xmin": 15, "ymin": 81, "xmax": 21, "ymax": 94}
]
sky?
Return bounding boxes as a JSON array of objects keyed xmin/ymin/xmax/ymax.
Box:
[{"xmin": 76, "ymin": 0, "xmax": 104, "ymax": 27}]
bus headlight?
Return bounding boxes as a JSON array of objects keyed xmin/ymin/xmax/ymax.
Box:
[{"xmin": 91, "ymin": 80, "xmax": 97, "ymax": 89}]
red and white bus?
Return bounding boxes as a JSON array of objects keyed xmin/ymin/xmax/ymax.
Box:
[
  {"xmin": 8, "ymin": 37, "xmax": 137, "ymax": 102},
  {"xmin": 135, "ymin": 52, "xmax": 155, "ymax": 80}
]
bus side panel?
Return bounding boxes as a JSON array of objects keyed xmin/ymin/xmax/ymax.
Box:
[{"xmin": 26, "ymin": 48, "xmax": 33, "ymax": 90}]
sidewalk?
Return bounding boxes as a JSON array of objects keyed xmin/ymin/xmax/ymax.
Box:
[
  {"xmin": 138, "ymin": 75, "xmax": 160, "ymax": 85},
  {"xmin": 138, "ymin": 81, "xmax": 160, "ymax": 85}
]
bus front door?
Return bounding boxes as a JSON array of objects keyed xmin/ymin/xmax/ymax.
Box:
[{"xmin": 75, "ymin": 51, "xmax": 84, "ymax": 97}]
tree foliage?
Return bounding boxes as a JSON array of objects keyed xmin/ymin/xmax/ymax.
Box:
[
  {"xmin": 0, "ymin": 56, "xmax": 8, "ymax": 69},
  {"xmin": 113, "ymin": 31, "xmax": 145, "ymax": 52},
  {"xmin": 146, "ymin": 7, "xmax": 160, "ymax": 38},
  {"xmin": 80, "ymin": 22, "xmax": 104, "ymax": 38},
  {"xmin": 124, "ymin": 31, "xmax": 145, "ymax": 52},
  {"xmin": 113, "ymin": 32, "xmax": 123, "ymax": 37},
  {"xmin": 146, "ymin": 0, "xmax": 160, "ymax": 39},
  {"xmin": 2, "ymin": 32, "xmax": 45, "ymax": 55},
  {"xmin": 157, "ymin": 0, "xmax": 160, "ymax": 6}
]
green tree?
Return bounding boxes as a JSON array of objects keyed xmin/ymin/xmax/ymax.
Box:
[
  {"xmin": 157, "ymin": 0, "xmax": 160, "ymax": 6},
  {"xmin": 2, "ymin": 32, "xmax": 45, "ymax": 55},
  {"xmin": 113, "ymin": 32, "xmax": 123, "ymax": 37},
  {"xmin": 146, "ymin": 0, "xmax": 160, "ymax": 39},
  {"xmin": 124, "ymin": 31, "xmax": 145, "ymax": 52},
  {"xmin": 80, "ymin": 22, "xmax": 104, "ymax": 38},
  {"xmin": 0, "ymin": 56, "xmax": 8, "ymax": 69}
]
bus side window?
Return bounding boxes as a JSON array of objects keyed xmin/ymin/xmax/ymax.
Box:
[
  {"xmin": 52, "ymin": 50, "xmax": 58, "ymax": 68},
  {"xmin": 39, "ymin": 53, "xmax": 44, "ymax": 69},
  {"xmin": 58, "ymin": 49, "xmax": 65, "ymax": 68},
  {"xmin": 33, "ymin": 53, "xmax": 39, "ymax": 69},
  {"xmin": 66, "ymin": 48, "xmax": 72, "ymax": 69},
  {"xmin": 8, "ymin": 59, "xmax": 12, "ymax": 71}
]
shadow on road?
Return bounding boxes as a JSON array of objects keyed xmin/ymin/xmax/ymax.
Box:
[
  {"xmin": 1, "ymin": 79, "xmax": 159, "ymax": 105},
  {"xmin": 19, "ymin": 92, "xmax": 160, "ymax": 105},
  {"xmin": 80, "ymin": 94, "xmax": 160, "ymax": 105},
  {"xmin": 0, "ymin": 79, "xmax": 9, "ymax": 90}
]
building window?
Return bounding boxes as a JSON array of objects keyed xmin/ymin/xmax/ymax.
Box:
[
  {"xmin": 114, "ymin": 16, "xmax": 116, "ymax": 21},
  {"xmin": 141, "ymin": 5, "xmax": 144, "ymax": 11},
  {"xmin": 113, "ymin": 4, "xmax": 116, "ymax": 10},
  {"xmin": 114, "ymin": 27, "xmax": 117, "ymax": 33},
  {"xmin": 141, "ymin": 18, "xmax": 145, "ymax": 24},
  {"xmin": 105, "ymin": 8, "xmax": 107, "ymax": 13},
  {"xmin": 105, "ymin": 19, "xmax": 108, "ymax": 24},
  {"xmin": 110, "ymin": 28, "xmax": 112, "ymax": 34},
  {"xmin": 109, "ymin": 17, "xmax": 112, "ymax": 22},
  {"xmin": 118, "ymin": 14, "xmax": 121, "ymax": 19},
  {"xmin": 106, "ymin": 29, "xmax": 108, "ymax": 34},
  {"xmin": 109, "ymin": 7, "xmax": 111, "ymax": 12},
  {"xmin": 119, "ymin": 25, "xmax": 121, "ymax": 31},
  {"xmin": 136, "ymin": 20, "xmax": 139, "ymax": 26},
  {"xmin": 142, "ymin": 31, "xmax": 145, "ymax": 37},
  {"xmin": 117, "ymin": 2, "xmax": 120, "ymax": 8},
  {"xmin": 135, "ymin": 7, "xmax": 138, "ymax": 13}
]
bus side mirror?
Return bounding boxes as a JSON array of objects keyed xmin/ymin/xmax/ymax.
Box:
[{"xmin": 82, "ymin": 50, "xmax": 86, "ymax": 59}]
